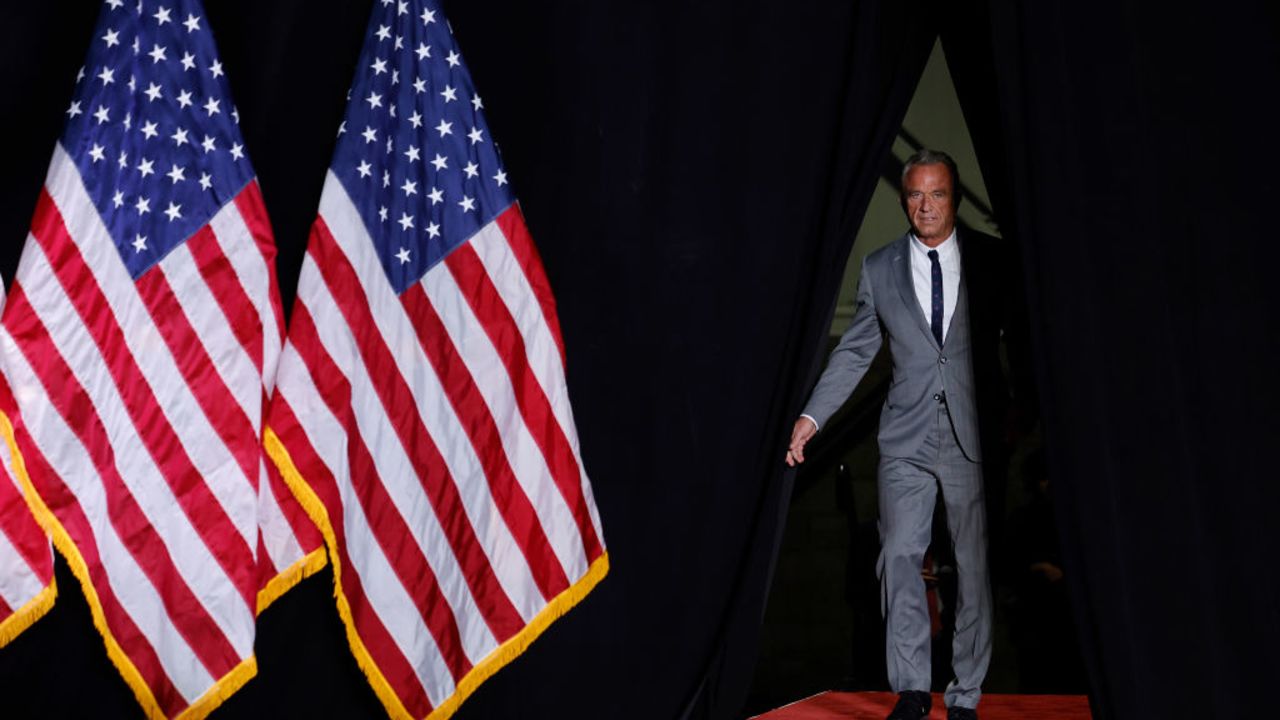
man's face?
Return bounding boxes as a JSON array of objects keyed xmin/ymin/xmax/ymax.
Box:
[{"xmin": 902, "ymin": 163, "xmax": 956, "ymax": 245}]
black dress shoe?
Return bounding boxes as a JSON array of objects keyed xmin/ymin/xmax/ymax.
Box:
[
  {"xmin": 946, "ymin": 707, "xmax": 978, "ymax": 720},
  {"xmin": 886, "ymin": 690, "xmax": 931, "ymax": 720}
]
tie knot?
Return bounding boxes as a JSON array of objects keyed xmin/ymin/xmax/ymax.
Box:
[{"xmin": 928, "ymin": 249, "xmax": 939, "ymax": 262}]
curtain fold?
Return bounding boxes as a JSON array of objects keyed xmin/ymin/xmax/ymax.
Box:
[{"xmin": 948, "ymin": 2, "xmax": 1280, "ymax": 717}]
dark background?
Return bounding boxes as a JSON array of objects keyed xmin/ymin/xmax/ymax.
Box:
[{"xmin": 1, "ymin": 1, "xmax": 1278, "ymax": 718}]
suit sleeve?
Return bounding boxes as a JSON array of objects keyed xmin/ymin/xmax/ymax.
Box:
[{"xmin": 800, "ymin": 256, "xmax": 883, "ymax": 430}]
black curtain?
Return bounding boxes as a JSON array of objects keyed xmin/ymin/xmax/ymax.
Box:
[
  {"xmin": 944, "ymin": 2, "xmax": 1280, "ymax": 717},
  {"xmin": 0, "ymin": 1, "xmax": 937, "ymax": 718}
]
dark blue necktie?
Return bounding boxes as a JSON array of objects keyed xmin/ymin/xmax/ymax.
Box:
[{"xmin": 928, "ymin": 249, "xmax": 944, "ymax": 347}]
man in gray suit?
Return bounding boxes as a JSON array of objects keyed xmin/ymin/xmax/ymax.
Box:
[{"xmin": 787, "ymin": 149, "xmax": 1007, "ymax": 720}]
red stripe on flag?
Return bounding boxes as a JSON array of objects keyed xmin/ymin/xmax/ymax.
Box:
[
  {"xmin": 0, "ymin": 593, "xmax": 12, "ymax": 620},
  {"xmin": 444, "ymin": 244, "xmax": 603, "ymax": 561},
  {"xmin": 0, "ymin": 367, "xmax": 51, "ymax": 585},
  {"xmin": 187, "ymin": 225, "xmax": 264, "ymax": 374},
  {"xmin": 234, "ymin": 182, "xmax": 286, "ymax": 347},
  {"xmin": 30, "ymin": 190, "xmax": 258, "ymax": 611},
  {"xmin": 254, "ymin": 532, "xmax": 271, "ymax": 585},
  {"xmin": 401, "ymin": 283, "xmax": 570, "ymax": 602},
  {"xmin": 269, "ymin": 394, "xmax": 437, "ymax": 716},
  {"xmin": 133, "ymin": 263, "xmax": 260, "ymax": 485},
  {"xmin": 5, "ymin": 283, "xmax": 243, "ymax": 681},
  {"xmin": 309, "ymin": 218, "xmax": 527, "ymax": 640},
  {"xmin": 0, "ymin": 372, "xmax": 16, "ymax": 414},
  {"xmin": 10, "ymin": 398, "xmax": 188, "ymax": 718},
  {"xmin": 0, "ymin": 490, "xmax": 50, "ymax": 585},
  {"xmin": 495, "ymin": 205, "xmax": 567, "ymax": 364},
  {"xmin": 284, "ymin": 302, "xmax": 475, "ymax": 681}
]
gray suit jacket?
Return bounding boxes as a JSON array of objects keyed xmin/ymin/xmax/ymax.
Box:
[{"xmin": 802, "ymin": 231, "xmax": 983, "ymax": 462}]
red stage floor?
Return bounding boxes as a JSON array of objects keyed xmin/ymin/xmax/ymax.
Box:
[{"xmin": 750, "ymin": 691, "xmax": 1091, "ymax": 720}]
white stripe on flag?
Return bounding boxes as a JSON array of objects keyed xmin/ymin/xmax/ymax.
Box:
[
  {"xmin": 209, "ymin": 198, "xmax": 281, "ymax": 392},
  {"xmin": 0, "ymin": 525, "xmax": 44, "ymax": 612},
  {"xmin": 255, "ymin": 460, "xmax": 304, "ymax": 576}
]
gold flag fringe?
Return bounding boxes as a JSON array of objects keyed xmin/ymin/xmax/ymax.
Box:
[
  {"xmin": 257, "ymin": 547, "xmax": 327, "ymax": 615},
  {"xmin": 0, "ymin": 580, "xmax": 56, "ymax": 648}
]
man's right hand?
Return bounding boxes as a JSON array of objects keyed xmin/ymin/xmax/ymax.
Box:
[{"xmin": 785, "ymin": 417, "xmax": 818, "ymax": 466}]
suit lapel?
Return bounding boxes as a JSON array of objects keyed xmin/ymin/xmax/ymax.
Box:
[{"xmin": 891, "ymin": 233, "xmax": 941, "ymax": 351}]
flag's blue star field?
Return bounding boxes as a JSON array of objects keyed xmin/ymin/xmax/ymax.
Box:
[
  {"xmin": 330, "ymin": 0, "xmax": 517, "ymax": 293},
  {"xmin": 61, "ymin": 0, "xmax": 255, "ymax": 279}
]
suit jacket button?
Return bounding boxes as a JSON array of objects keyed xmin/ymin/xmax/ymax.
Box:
[
  {"xmin": 933, "ymin": 393, "xmax": 941, "ymax": 402},
  {"xmin": 940, "ymin": 356, "xmax": 948, "ymax": 364}
]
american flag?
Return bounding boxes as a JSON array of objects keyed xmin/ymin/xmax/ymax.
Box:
[
  {"xmin": 0, "ymin": 1, "xmax": 320, "ymax": 717},
  {"xmin": 0, "ymin": 307, "xmax": 56, "ymax": 647},
  {"xmin": 264, "ymin": 0, "xmax": 608, "ymax": 717}
]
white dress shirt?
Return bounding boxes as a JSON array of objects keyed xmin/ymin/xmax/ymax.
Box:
[{"xmin": 910, "ymin": 229, "xmax": 960, "ymax": 343}]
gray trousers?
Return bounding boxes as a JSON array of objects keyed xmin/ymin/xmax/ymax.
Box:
[{"xmin": 876, "ymin": 406, "xmax": 991, "ymax": 709}]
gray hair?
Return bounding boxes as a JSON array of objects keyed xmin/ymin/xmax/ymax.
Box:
[{"xmin": 901, "ymin": 149, "xmax": 961, "ymax": 210}]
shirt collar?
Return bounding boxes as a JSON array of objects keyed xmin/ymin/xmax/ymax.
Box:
[{"xmin": 909, "ymin": 228, "xmax": 958, "ymax": 261}]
